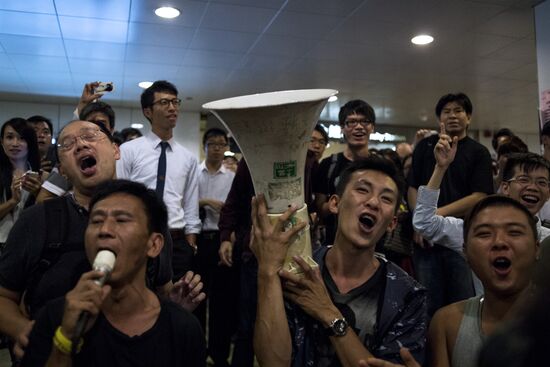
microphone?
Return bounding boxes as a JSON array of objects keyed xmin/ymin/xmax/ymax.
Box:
[{"xmin": 71, "ymin": 250, "xmax": 116, "ymax": 354}]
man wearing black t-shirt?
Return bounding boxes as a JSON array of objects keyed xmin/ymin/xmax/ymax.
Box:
[
  {"xmin": 22, "ymin": 180, "xmax": 205, "ymax": 367},
  {"xmin": 407, "ymin": 93, "xmax": 494, "ymax": 316},
  {"xmin": 314, "ymin": 100, "xmax": 375, "ymax": 246}
]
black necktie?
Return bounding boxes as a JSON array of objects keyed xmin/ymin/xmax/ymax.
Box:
[{"xmin": 156, "ymin": 141, "xmax": 169, "ymax": 199}]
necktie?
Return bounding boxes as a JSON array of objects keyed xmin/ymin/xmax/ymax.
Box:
[{"xmin": 155, "ymin": 141, "xmax": 169, "ymax": 199}]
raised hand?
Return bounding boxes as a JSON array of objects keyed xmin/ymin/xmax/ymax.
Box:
[
  {"xmin": 434, "ymin": 122, "xmax": 458, "ymax": 169},
  {"xmin": 250, "ymin": 194, "xmax": 306, "ymax": 275},
  {"xmin": 169, "ymin": 271, "xmax": 206, "ymax": 312}
]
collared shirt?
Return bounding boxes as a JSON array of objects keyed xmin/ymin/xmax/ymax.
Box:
[
  {"xmin": 117, "ymin": 131, "xmax": 201, "ymax": 233},
  {"xmin": 413, "ymin": 185, "xmax": 550, "ymax": 248},
  {"xmin": 198, "ymin": 161, "xmax": 235, "ymax": 232}
]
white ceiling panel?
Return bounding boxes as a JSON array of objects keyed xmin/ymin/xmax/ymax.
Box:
[
  {"xmin": 0, "ymin": 35, "xmax": 65, "ymax": 57},
  {"xmin": 69, "ymin": 58, "xmax": 125, "ymax": 75},
  {"xmin": 209, "ymin": 0, "xmax": 286, "ymax": 9},
  {"xmin": 250, "ymin": 34, "xmax": 317, "ymax": 57},
  {"xmin": 284, "ymin": 0, "xmax": 365, "ymax": 16},
  {"xmin": 182, "ymin": 49, "xmax": 242, "ymax": 68},
  {"xmin": 201, "ymin": 3, "xmax": 278, "ymax": 33},
  {"xmin": 0, "ymin": 0, "xmax": 56, "ymax": 14},
  {"xmin": 55, "ymin": 0, "xmax": 131, "ymax": 21},
  {"xmin": 127, "ymin": 22, "xmax": 195, "ymax": 47},
  {"xmin": 64, "ymin": 40, "xmax": 127, "ymax": 61},
  {"xmin": 0, "ymin": 11, "xmax": 61, "ymax": 38},
  {"xmin": 125, "ymin": 44, "xmax": 187, "ymax": 65},
  {"xmin": 0, "ymin": 54, "xmax": 13, "ymax": 68},
  {"xmin": 266, "ymin": 11, "xmax": 344, "ymax": 39},
  {"xmin": 476, "ymin": 7, "xmax": 534, "ymax": 38},
  {"xmin": 59, "ymin": 16, "xmax": 128, "ymax": 43},
  {"xmin": 123, "ymin": 62, "xmax": 179, "ymax": 78},
  {"xmin": 190, "ymin": 29, "xmax": 257, "ymax": 52},
  {"xmin": 11, "ymin": 55, "xmax": 69, "ymax": 73}
]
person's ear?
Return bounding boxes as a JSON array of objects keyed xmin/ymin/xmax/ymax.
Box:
[
  {"xmin": 147, "ymin": 232, "xmax": 164, "ymax": 258},
  {"xmin": 386, "ymin": 215, "xmax": 398, "ymax": 233},
  {"xmin": 143, "ymin": 107, "xmax": 153, "ymax": 121},
  {"xmin": 328, "ymin": 194, "xmax": 340, "ymax": 215}
]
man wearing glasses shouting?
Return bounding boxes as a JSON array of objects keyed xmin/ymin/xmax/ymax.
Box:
[
  {"xmin": 313, "ymin": 99, "xmax": 376, "ymax": 247},
  {"xmin": 117, "ymin": 81, "xmax": 201, "ymax": 282}
]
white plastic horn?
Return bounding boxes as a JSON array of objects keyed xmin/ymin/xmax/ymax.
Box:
[{"xmin": 203, "ymin": 89, "xmax": 338, "ymax": 274}]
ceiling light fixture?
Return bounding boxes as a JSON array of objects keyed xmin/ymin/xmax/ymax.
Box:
[
  {"xmin": 138, "ymin": 81, "xmax": 153, "ymax": 89},
  {"xmin": 131, "ymin": 123, "xmax": 144, "ymax": 129},
  {"xmin": 328, "ymin": 95, "xmax": 338, "ymax": 102},
  {"xmin": 155, "ymin": 6, "xmax": 180, "ymax": 19},
  {"xmin": 411, "ymin": 34, "xmax": 434, "ymax": 45}
]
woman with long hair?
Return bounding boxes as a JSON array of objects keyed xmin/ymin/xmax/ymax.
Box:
[{"xmin": 0, "ymin": 118, "xmax": 42, "ymax": 248}]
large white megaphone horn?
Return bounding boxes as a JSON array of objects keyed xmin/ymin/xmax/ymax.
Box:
[{"xmin": 203, "ymin": 89, "xmax": 338, "ymax": 274}]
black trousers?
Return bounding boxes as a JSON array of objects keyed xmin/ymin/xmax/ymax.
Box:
[{"xmin": 194, "ymin": 231, "xmax": 239, "ymax": 367}]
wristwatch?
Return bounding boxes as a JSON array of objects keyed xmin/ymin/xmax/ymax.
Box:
[{"xmin": 324, "ymin": 317, "xmax": 349, "ymax": 337}]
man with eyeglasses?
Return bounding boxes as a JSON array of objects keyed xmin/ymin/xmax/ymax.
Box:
[
  {"xmin": 309, "ymin": 124, "xmax": 329, "ymax": 162},
  {"xmin": 0, "ymin": 120, "xmax": 204, "ymax": 362},
  {"xmin": 117, "ymin": 80, "xmax": 201, "ymax": 282},
  {"xmin": 314, "ymin": 100, "xmax": 375, "ymax": 247},
  {"xmin": 195, "ymin": 127, "xmax": 237, "ymax": 367},
  {"xmin": 413, "ymin": 132, "xmax": 550, "ymax": 278},
  {"xmin": 407, "ymin": 93, "xmax": 494, "ymax": 316}
]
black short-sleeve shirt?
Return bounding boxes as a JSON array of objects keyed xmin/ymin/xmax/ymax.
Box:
[{"xmin": 407, "ymin": 134, "xmax": 494, "ymax": 209}]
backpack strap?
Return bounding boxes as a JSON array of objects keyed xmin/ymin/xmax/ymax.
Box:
[
  {"xmin": 24, "ymin": 197, "xmax": 69, "ymax": 314},
  {"xmin": 326, "ymin": 153, "xmax": 340, "ymax": 193}
]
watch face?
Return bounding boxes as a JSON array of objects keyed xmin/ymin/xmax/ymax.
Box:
[{"xmin": 333, "ymin": 319, "xmax": 348, "ymax": 336}]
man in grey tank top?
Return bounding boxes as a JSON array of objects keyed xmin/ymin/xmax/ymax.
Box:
[{"xmin": 428, "ymin": 193, "xmax": 540, "ymax": 367}]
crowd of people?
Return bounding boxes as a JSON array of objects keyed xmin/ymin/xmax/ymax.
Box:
[{"xmin": 0, "ymin": 80, "xmax": 548, "ymax": 367}]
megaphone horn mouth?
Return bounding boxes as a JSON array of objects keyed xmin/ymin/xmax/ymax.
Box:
[{"xmin": 202, "ymin": 89, "xmax": 338, "ymax": 110}]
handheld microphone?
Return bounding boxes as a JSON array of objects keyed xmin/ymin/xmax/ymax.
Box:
[{"xmin": 72, "ymin": 250, "xmax": 116, "ymax": 355}]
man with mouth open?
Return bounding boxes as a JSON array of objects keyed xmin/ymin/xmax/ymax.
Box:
[
  {"xmin": 0, "ymin": 120, "xmax": 203, "ymax": 362},
  {"xmin": 117, "ymin": 80, "xmax": 201, "ymax": 282},
  {"xmin": 252, "ymin": 156, "xmax": 428, "ymax": 367},
  {"xmin": 427, "ymin": 194, "xmax": 540, "ymax": 367},
  {"xmin": 21, "ymin": 180, "xmax": 205, "ymax": 367},
  {"xmin": 314, "ymin": 100, "xmax": 376, "ymax": 247},
  {"xmin": 413, "ymin": 129, "xmax": 550, "ymax": 259}
]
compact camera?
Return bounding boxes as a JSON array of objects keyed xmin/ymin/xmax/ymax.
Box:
[{"xmin": 94, "ymin": 82, "xmax": 114, "ymax": 94}]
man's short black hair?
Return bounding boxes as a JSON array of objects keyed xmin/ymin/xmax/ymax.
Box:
[
  {"xmin": 335, "ymin": 155, "xmax": 405, "ymax": 213},
  {"xmin": 27, "ymin": 115, "xmax": 53, "ymax": 135},
  {"xmin": 542, "ymin": 121, "xmax": 550, "ymax": 138},
  {"xmin": 492, "ymin": 128, "xmax": 515, "ymax": 151},
  {"xmin": 463, "ymin": 195, "xmax": 537, "ymax": 242},
  {"xmin": 120, "ymin": 127, "xmax": 143, "ymax": 142},
  {"xmin": 202, "ymin": 127, "xmax": 228, "ymax": 146},
  {"xmin": 89, "ymin": 179, "xmax": 168, "ymax": 235},
  {"xmin": 141, "ymin": 80, "xmax": 178, "ymax": 110},
  {"xmin": 313, "ymin": 124, "xmax": 329, "ymax": 143},
  {"xmin": 338, "ymin": 100, "xmax": 376, "ymax": 125},
  {"xmin": 435, "ymin": 93, "xmax": 473, "ymax": 118},
  {"xmin": 501, "ymin": 152, "xmax": 550, "ymax": 182},
  {"xmin": 79, "ymin": 101, "xmax": 116, "ymax": 130}
]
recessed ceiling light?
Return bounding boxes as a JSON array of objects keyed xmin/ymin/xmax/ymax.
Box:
[
  {"xmin": 131, "ymin": 123, "xmax": 144, "ymax": 129},
  {"xmin": 328, "ymin": 95, "xmax": 338, "ymax": 102},
  {"xmin": 138, "ymin": 81, "xmax": 153, "ymax": 89},
  {"xmin": 411, "ymin": 34, "xmax": 434, "ymax": 45},
  {"xmin": 155, "ymin": 6, "xmax": 180, "ymax": 19}
]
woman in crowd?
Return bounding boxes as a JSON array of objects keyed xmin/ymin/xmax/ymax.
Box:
[{"xmin": 0, "ymin": 118, "xmax": 42, "ymax": 250}]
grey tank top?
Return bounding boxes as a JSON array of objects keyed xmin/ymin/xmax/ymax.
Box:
[{"xmin": 452, "ymin": 295, "xmax": 485, "ymax": 367}]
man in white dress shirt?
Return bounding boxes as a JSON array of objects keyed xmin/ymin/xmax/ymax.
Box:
[
  {"xmin": 196, "ymin": 127, "xmax": 237, "ymax": 367},
  {"xmin": 117, "ymin": 80, "xmax": 201, "ymax": 281}
]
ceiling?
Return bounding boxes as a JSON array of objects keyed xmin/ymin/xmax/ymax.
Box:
[{"xmin": 0, "ymin": 0, "xmax": 544, "ymax": 133}]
